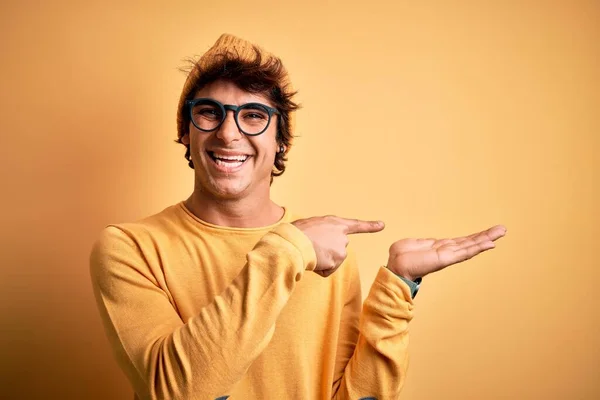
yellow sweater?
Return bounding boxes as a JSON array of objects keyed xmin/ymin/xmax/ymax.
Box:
[{"xmin": 90, "ymin": 202, "xmax": 415, "ymax": 400}]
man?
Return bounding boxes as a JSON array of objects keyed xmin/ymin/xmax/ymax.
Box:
[{"xmin": 90, "ymin": 33, "xmax": 506, "ymax": 400}]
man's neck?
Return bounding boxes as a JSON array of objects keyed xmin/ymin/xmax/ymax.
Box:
[{"xmin": 184, "ymin": 188, "xmax": 284, "ymax": 229}]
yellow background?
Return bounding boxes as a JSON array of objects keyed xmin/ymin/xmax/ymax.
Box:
[{"xmin": 1, "ymin": 1, "xmax": 598, "ymax": 399}]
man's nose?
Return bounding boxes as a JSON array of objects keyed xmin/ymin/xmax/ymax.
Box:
[{"xmin": 215, "ymin": 111, "xmax": 243, "ymax": 144}]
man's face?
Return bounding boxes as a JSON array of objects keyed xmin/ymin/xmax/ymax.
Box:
[{"xmin": 181, "ymin": 80, "xmax": 279, "ymax": 200}]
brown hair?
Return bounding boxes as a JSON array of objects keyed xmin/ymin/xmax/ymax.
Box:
[{"xmin": 176, "ymin": 45, "xmax": 300, "ymax": 182}]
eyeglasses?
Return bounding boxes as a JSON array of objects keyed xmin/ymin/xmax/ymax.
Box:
[{"xmin": 186, "ymin": 98, "xmax": 280, "ymax": 136}]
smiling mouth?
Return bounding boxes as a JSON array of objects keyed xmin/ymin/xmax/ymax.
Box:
[{"xmin": 207, "ymin": 151, "xmax": 251, "ymax": 170}]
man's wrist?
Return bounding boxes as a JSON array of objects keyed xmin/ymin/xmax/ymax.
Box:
[{"xmin": 386, "ymin": 265, "xmax": 416, "ymax": 281}]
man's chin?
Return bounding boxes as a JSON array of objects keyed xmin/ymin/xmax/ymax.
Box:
[{"xmin": 204, "ymin": 178, "xmax": 251, "ymax": 200}]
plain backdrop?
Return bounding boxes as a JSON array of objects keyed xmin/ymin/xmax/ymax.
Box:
[{"xmin": 0, "ymin": 1, "xmax": 598, "ymax": 399}]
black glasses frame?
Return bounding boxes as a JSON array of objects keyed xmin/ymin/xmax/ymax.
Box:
[{"xmin": 186, "ymin": 98, "xmax": 280, "ymax": 136}]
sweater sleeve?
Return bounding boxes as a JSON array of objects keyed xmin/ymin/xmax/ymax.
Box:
[
  {"xmin": 89, "ymin": 222, "xmax": 316, "ymax": 400},
  {"xmin": 331, "ymin": 261, "xmax": 415, "ymax": 400}
]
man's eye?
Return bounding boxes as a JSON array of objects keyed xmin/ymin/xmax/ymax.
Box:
[
  {"xmin": 195, "ymin": 108, "xmax": 220, "ymax": 118},
  {"xmin": 241, "ymin": 110, "xmax": 267, "ymax": 120}
]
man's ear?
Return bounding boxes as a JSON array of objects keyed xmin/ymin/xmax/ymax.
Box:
[{"xmin": 181, "ymin": 134, "xmax": 190, "ymax": 145}]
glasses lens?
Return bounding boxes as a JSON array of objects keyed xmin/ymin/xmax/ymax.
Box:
[
  {"xmin": 191, "ymin": 100, "xmax": 223, "ymax": 131},
  {"xmin": 237, "ymin": 104, "xmax": 270, "ymax": 135}
]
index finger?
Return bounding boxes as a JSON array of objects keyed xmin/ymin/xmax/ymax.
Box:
[{"xmin": 337, "ymin": 218, "xmax": 385, "ymax": 234}]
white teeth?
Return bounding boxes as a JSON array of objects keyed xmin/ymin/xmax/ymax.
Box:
[
  {"xmin": 215, "ymin": 159, "xmax": 243, "ymax": 168},
  {"xmin": 212, "ymin": 153, "xmax": 248, "ymax": 161}
]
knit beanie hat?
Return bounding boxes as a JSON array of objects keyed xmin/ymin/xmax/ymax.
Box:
[{"xmin": 176, "ymin": 33, "xmax": 295, "ymax": 141}]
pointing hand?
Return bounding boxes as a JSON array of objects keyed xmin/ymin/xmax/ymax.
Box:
[{"xmin": 292, "ymin": 216, "xmax": 384, "ymax": 277}]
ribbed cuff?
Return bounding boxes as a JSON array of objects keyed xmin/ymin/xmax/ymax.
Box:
[
  {"xmin": 375, "ymin": 266, "xmax": 415, "ymax": 305},
  {"xmin": 270, "ymin": 223, "xmax": 317, "ymax": 271}
]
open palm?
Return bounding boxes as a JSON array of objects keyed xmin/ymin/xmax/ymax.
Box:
[{"xmin": 387, "ymin": 225, "xmax": 507, "ymax": 280}]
